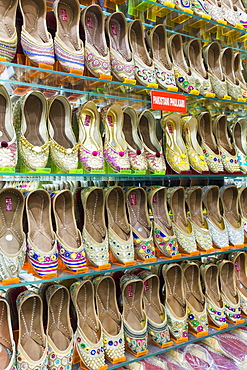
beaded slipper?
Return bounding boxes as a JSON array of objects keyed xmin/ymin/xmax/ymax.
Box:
[
  {"xmin": 101, "ymin": 104, "xmax": 130, "ymax": 173},
  {"xmin": 120, "ymin": 274, "xmax": 148, "ymax": 355},
  {"xmin": 221, "ymin": 47, "xmax": 247, "ymax": 100},
  {"xmin": 81, "ymin": 187, "xmax": 109, "ymax": 267},
  {"xmin": 168, "ymin": 34, "xmax": 195, "ymax": 93},
  {"xmin": 81, "ymin": 5, "xmax": 110, "ymax": 77},
  {"xmin": 229, "ymin": 251, "xmax": 247, "ymax": 316},
  {"xmin": 48, "ymin": 96, "xmax": 78, "ymax": 173},
  {"xmin": 46, "ymin": 284, "xmax": 74, "ymax": 370},
  {"xmin": 167, "ymin": 187, "xmax": 197, "ymax": 254},
  {"xmin": 185, "ymin": 187, "xmax": 213, "ymax": 251},
  {"xmin": 94, "ymin": 276, "xmax": 125, "ymax": 362},
  {"xmin": 13, "ymin": 91, "xmax": 50, "ymax": 171},
  {"xmin": 0, "ymin": 295, "xmax": 16, "ymax": 370},
  {"xmin": 203, "ymin": 41, "xmax": 228, "ymax": 99},
  {"xmin": 122, "ymin": 107, "xmax": 147, "ymax": 172},
  {"xmin": 0, "ymin": 188, "xmax": 25, "ymax": 281},
  {"xmin": 182, "ymin": 261, "xmax": 208, "ymax": 334},
  {"xmin": 162, "ymin": 264, "xmax": 188, "ymax": 341},
  {"xmin": 126, "ymin": 187, "xmax": 156, "ymax": 261},
  {"xmin": 137, "ymin": 270, "xmax": 171, "ymax": 347},
  {"xmin": 0, "ymin": 85, "xmax": 18, "ymax": 169},
  {"xmin": 16, "ymin": 290, "xmax": 48, "ymax": 370},
  {"xmin": 19, "ymin": 0, "xmax": 54, "ymax": 66},
  {"xmin": 52, "ymin": 189, "xmax": 87, "ymax": 272},
  {"xmin": 213, "ymin": 115, "xmax": 240, "ymax": 173},
  {"xmin": 106, "ymin": 12, "xmax": 135, "ymax": 82},
  {"xmin": 182, "ymin": 116, "xmax": 209, "ymax": 173},
  {"xmin": 220, "ymin": 185, "xmax": 244, "ymax": 246},
  {"xmin": 200, "ymin": 263, "xmax": 227, "ymax": 327},
  {"xmin": 146, "ymin": 25, "xmax": 176, "ymax": 90},
  {"xmin": 197, "ymin": 112, "xmax": 224, "ymax": 173},
  {"xmin": 184, "ymin": 39, "xmax": 213, "ymax": 96},
  {"xmin": 161, "ymin": 113, "xmax": 190, "ymax": 173},
  {"xmin": 77, "ymin": 101, "xmax": 104, "ymax": 172},
  {"xmin": 70, "ymin": 280, "xmax": 106, "ymax": 370},
  {"xmin": 147, "ymin": 186, "xmax": 179, "ymax": 257},
  {"xmin": 26, "ymin": 189, "xmax": 58, "ymax": 276},
  {"xmin": 218, "ymin": 260, "xmax": 242, "ymax": 323},
  {"xmin": 128, "ymin": 20, "xmax": 156, "ymax": 86},
  {"xmin": 202, "ymin": 186, "xmax": 229, "ymax": 249},
  {"xmin": 105, "ymin": 186, "xmax": 134, "ymax": 264},
  {"xmin": 54, "ymin": 0, "xmax": 84, "ymax": 73},
  {"xmin": 138, "ymin": 110, "xmax": 166, "ymax": 173}
]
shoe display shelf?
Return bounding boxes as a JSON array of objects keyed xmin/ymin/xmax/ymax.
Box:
[
  {"xmin": 3, "ymin": 58, "xmax": 247, "ymax": 105},
  {"xmin": 1, "ymin": 0, "xmax": 247, "ymax": 369},
  {"xmin": 3, "ymin": 245, "xmax": 246, "ymax": 369},
  {"xmin": 77, "ymin": 0, "xmax": 247, "ymax": 51},
  {"xmin": 70, "ymin": 319, "xmax": 247, "ymax": 370}
]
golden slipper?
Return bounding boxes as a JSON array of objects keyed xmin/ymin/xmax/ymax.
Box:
[
  {"xmin": 14, "ymin": 91, "xmax": 50, "ymax": 171},
  {"xmin": 197, "ymin": 112, "xmax": 223, "ymax": 173},
  {"xmin": 48, "ymin": 96, "xmax": 78, "ymax": 173},
  {"xmin": 161, "ymin": 113, "xmax": 190, "ymax": 173},
  {"xmin": 182, "ymin": 116, "xmax": 208, "ymax": 173}
]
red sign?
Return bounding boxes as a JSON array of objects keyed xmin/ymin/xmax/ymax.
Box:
[{"xmin": 151, "ymin": 90, "xmax": 187, "ymax": 113}]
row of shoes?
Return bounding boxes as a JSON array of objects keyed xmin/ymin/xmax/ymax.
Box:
[
  {"xmin": 6, "ymin": 88, "xmax": 165, "ymax": 174},
  {"xmin": 0, "ymin": 272, "xmax": 170, "ymax": 370},
  {"xmin": 2, "ymin": 0, "xmax": 247, "ymax": 97},
  {"xmin": 144, "ymin": 184, "xmax": 246, "ymax": 253},
  {"xmin": 2, "ymin": 183, "xmax": 246, "ymax": 281},
  {"xmin": 0, "ymin": 278, "xmax": 121, "ymax": 370},
  {"xmin": 0, "ymin": 86, "xmax": 161, "ymax": 173},
  {"xmin": 159, "ymin": 0, "xmax": 247, "ymax": 26},
  {"xmin": 165, "ymin": 36, "xmax": 247, "ymax": 100},
  {"xmin": 6, "ymin": 85, "xmax": 247, "ymax": 175},
  {"xmin": 2, "ymin": 253, "xmax": 246, "ymax": 370},
  {"xmin": 163, "ymin": 111, "xmax": 247, "ymax": 174},
  {"xmin": 151, "ymin": 255, "xmax": 247, "ymax": 340}
]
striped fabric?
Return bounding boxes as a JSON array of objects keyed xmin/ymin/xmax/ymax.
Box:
[
  {"xmin": 54, "ymin": 37, "xmax": 84, "ymax": 72},
  {"xmin": 0, "ymin": 34, "xmax": 17, "ymax": 62},
  {"xmin": 21, "ymin": 31, "xmax": 55, "ymax": 66},
  {"xmin": 27, "ymin": 241, "xmax": 58, "ymax": 276},
  {"xmin": 58, "ymin": 241, "xmax": 87, "ymax": 272}
]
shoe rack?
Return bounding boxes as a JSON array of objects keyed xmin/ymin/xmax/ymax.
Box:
[{"xmin": 2, "ymin": 0, "xmax": 247, "ymax": 370}]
